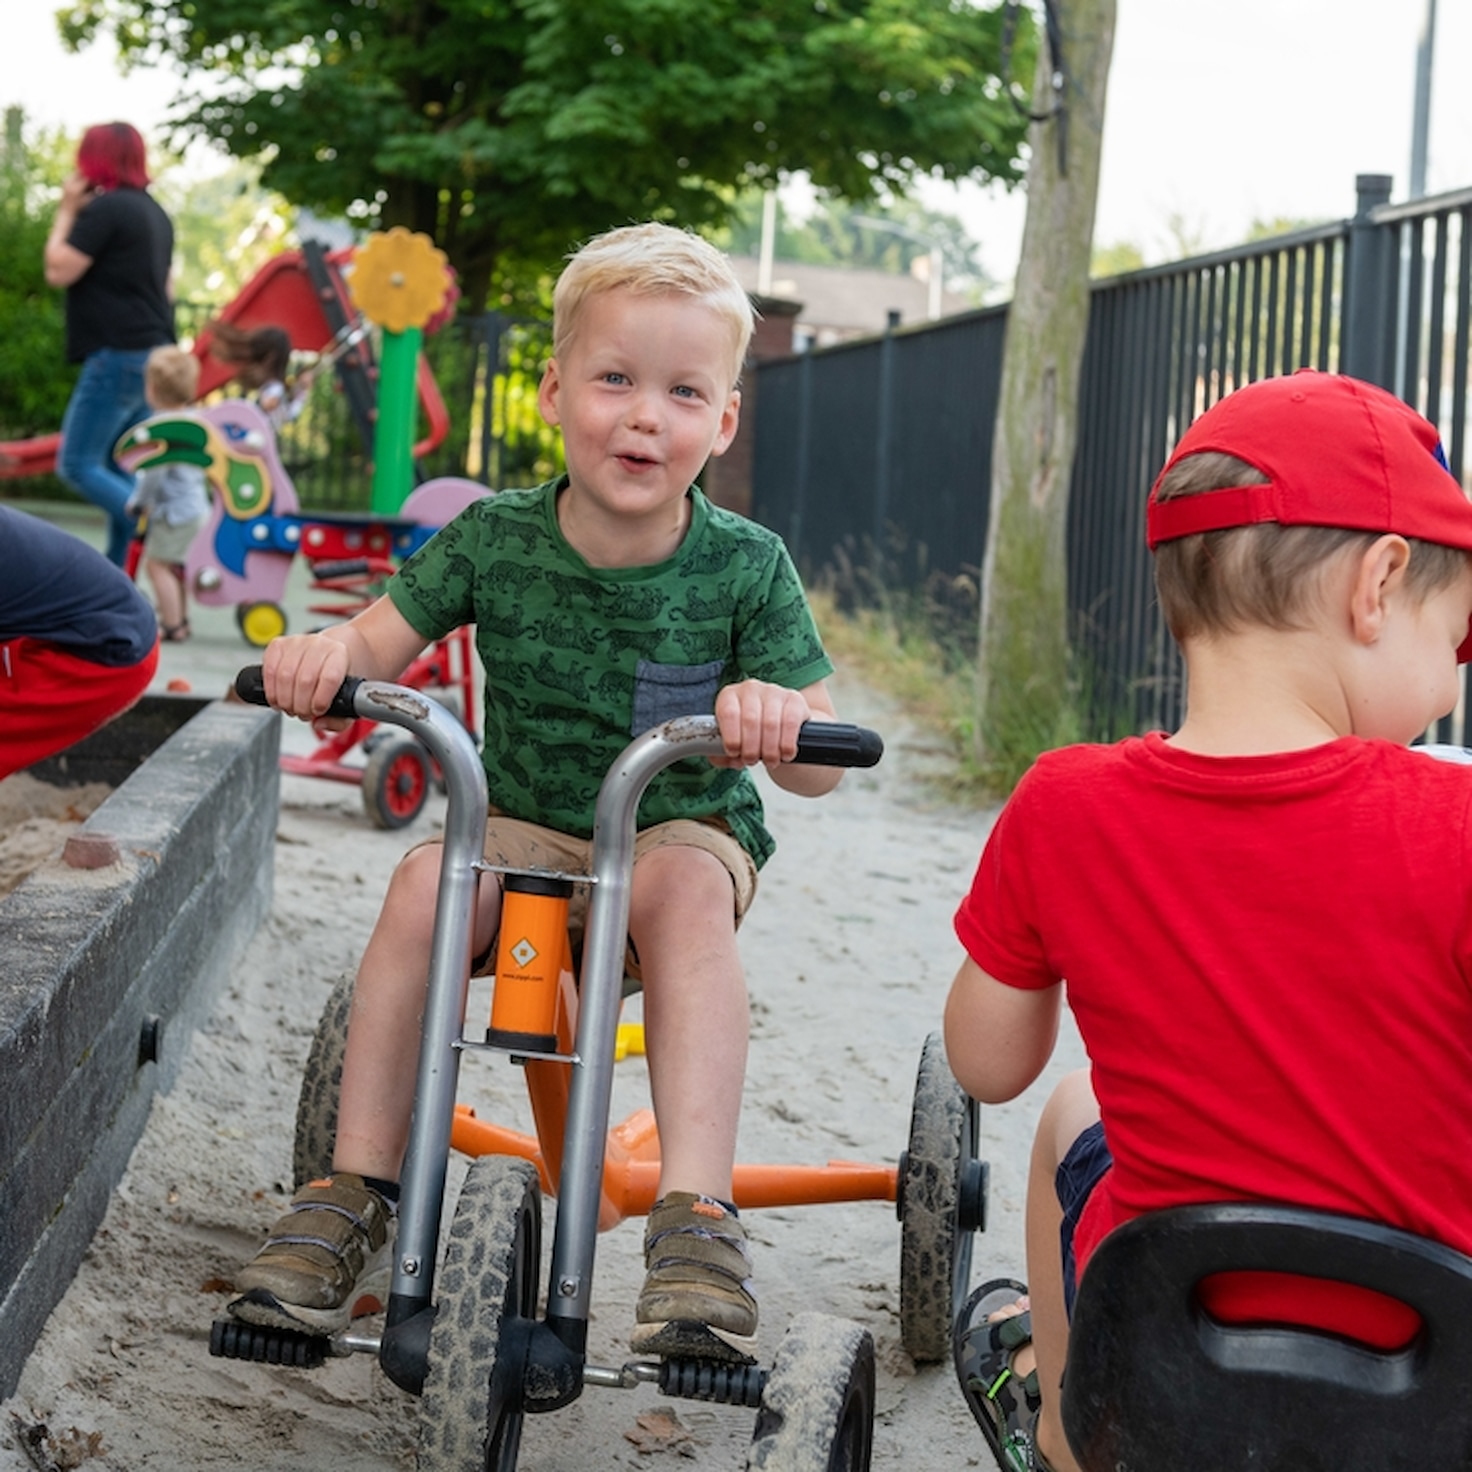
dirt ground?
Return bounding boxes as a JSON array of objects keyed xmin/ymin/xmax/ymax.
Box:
[{"xmin": 0, "ymin": 549, "xmax": 1087, "ymax": 1472}]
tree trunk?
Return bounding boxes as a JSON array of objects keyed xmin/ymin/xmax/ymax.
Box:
[{"xmin": 975, "ymin": 0, "xmax": 1115, "ymax": 784}]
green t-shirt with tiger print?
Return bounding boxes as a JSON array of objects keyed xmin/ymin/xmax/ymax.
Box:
[{"xmin": 387, "ymin": 478, "xmax": 834, "ymax": 868}]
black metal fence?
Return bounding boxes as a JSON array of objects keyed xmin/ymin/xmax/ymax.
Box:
[{"xmin": 751, "ymin": 175, "xmax": 1472, "ymax": 743}]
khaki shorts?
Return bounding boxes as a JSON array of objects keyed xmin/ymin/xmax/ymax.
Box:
[
  {"xmin": 143, "ymin": 514, "xmax": 207, "ymax": 565},
  {"xmin": 422, "ymin": 809, "xmax": 758, "ymax": 981}
]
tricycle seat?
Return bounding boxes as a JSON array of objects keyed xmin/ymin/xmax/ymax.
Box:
[{"xmin": 1061, "ymin": 1202, "xmax": 1472, "ymax": 1472}]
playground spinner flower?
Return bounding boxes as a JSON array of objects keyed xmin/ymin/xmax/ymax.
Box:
[{"xmin": 348, "ymin": 227, "xmax": 452, "ymax": 334}]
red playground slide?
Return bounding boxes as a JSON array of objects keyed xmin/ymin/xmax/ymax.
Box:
[{"xmin": 0, "ymin": 241, "xmax": 450, "ymax": 479}]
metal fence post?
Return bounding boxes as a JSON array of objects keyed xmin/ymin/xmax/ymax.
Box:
[
  {"xmin": 1341, "ymin": 174, "xmax": 1396, "ymax": 387},
  {"xmin": 873, "ymin": 310, "xmax": 899, "ymax": 556}
]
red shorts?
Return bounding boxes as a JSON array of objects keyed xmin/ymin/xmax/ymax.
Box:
[{"xmin": 0, "ymin": 637, "xmax": 160, "ymax": 780}]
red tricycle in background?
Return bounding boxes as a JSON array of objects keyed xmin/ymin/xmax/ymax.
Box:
[{"xmin": 284, "ymin": 544, "xmax": 480, "ymax": 831}]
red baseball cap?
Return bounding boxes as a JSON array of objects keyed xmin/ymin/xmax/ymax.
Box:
[{"xmin": 1147, "ymin": 370, "xmax": 1472, "ymax": 658}]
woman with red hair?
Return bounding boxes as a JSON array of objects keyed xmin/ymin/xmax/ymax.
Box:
[{"xmin": 44, "ymin": 122, "xmax": 176, "ymax": 566}]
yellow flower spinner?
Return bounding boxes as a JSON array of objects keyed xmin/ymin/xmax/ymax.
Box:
[{"xmin": 348, "ymin": 227, "xmax": 452, "ymax": 334}]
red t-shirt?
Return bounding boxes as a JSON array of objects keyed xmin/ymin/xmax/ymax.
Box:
[{"xmin": 955, "ymin": 733, "xmax": 1472, "ymax": 1345}]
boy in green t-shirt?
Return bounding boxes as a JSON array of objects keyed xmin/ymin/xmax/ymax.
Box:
[{"xmin": 228, "ymin": 222, "xmax": 843, "ymax": 1364}]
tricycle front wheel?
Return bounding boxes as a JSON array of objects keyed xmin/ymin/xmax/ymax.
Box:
[
  {"xmin": 417, "ymin": 1155, "xmax": 542, "ymax": 1472},
  {"xmin": 746, "ymin": 1312, "xmax": 875, "ymax": 1471}
]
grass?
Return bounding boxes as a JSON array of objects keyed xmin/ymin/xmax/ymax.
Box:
[{"xmin": 807, "ymin": 583, "xmax": 1004, "ymax": 808}]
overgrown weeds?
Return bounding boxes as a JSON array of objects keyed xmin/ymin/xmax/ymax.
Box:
[
  {"xmin": 808, "ymin": 539, "xmax": 1000, "ymax": 806},
  {"xmin": 808, "ymin": 537, "xmax": 1111, "ymax": 804}
]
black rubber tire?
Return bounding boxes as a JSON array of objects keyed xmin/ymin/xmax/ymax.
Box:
[
  {"xmin": 417, "ymin": 1156, "xmax": 542, "ymax": 1472},
  {"xmin": 898, "ymin": 1031, "xmax": 978, "ymax": 1364},
  {"xmin": 746, "ymin": 1312, "xmax": 875, "ymax": 1472},
  {"xmin": 362, "ymin": 735, "xmax": 432, "ymax": 829},
  {"xmin": 292, "ymin": 971, "xmax": 353, "ymax": 1189}
]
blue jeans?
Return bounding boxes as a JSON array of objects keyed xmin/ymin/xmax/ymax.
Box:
[{"xmin": 57, "ymin": 347, "xmax": 152, "ymax": 565}]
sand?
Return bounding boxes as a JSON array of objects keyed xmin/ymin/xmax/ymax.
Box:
[
  {"xmin": 0, "ymin": 775, "xmax": 113, "ymax": 899},
  {"xmin": 0, "ymin": 574, "xmax": 1087, "ymax": 1472}
]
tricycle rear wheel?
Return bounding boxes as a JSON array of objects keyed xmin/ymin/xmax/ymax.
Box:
[
  {"xmin": 898, "ymin": 1031, "xmax": 980, "ymax": 1363},
  {"xmin": 293, "ymin": 971, "xmax": 352, "ymax": 1188}
]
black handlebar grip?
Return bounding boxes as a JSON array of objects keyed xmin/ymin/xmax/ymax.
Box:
[
  {"xmin": 234, "ymin": 665, "xmax": 363, "ymax": 721},
  {"xmin": 793, "ymin": 721, "xmax": 884, "ymax": 768}
]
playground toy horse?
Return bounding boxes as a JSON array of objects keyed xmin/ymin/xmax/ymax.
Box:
[{"xmin": 116, "ymin": 399, "xmax": 483, "ymax": 648}]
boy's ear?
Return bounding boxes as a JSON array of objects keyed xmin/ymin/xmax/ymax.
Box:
[
  {"xmin": 708, "ymin": 388, "xmax": 742, "ymax": 459},
  {"xmin": 537, "ymin": 358, "xmax": 561, "ymax": 427},
  {"xmin": 1348, "ymin": 533, "xmax": 1412, "ymax": 648}
]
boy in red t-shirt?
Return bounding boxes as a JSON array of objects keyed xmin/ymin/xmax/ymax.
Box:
[{"xmin": 945, "ymin": 370, "xmax": 1472, "ymax": 1472}]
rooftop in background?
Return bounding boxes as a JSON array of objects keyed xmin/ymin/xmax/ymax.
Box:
[{"xmin": 728, "ymin": 256, "xmax": 974, "ymax": 351}]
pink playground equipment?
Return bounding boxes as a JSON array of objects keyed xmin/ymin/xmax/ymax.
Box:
[{"xmin": 107, "ymin": 231, "xmax": 489, "ymax": 829}]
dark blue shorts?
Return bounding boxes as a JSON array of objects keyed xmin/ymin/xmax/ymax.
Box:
[{"xmin": 1056, "ymin": 1119, "xmax": 1111, "ymax": 1319}]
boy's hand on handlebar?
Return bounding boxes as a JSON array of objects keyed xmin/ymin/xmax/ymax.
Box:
[
  {"xmin": 262, "ymin": 633, "xmax": 353, "ymax": 728},
  {"xmin": 712, "ymin": 679, "xmax": 819, "ymax": 770}
]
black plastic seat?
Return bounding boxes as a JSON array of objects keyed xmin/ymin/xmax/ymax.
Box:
[{"xmin": 1060, "ymin": 1203, "xmax": 1472, "ymax": 1472}]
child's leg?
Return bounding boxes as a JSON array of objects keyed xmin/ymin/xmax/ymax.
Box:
[
  {"xmin": 231, "ymin": 841, "xmax": 503, "ymax": 1333},
  {"xmin": 629, "ymin": 843, "xmax": 748, "ymax": 1200},
  {"xmin": 958, "ymin": 1069, "xmax": 1098, "ymax": 1469},
  {"xmin": 333, "ymin": 842, "xmax": 504, "ymax": 1180},
  {"xmin": 144, "ymin": 558, "xmax": 186, "ymax": 631},
  {"xmin": 627, "ymin": 835, "xmax": 759, "ymax": 1361},
  {"xmin": 1026, "ymin": 1068, "xmax": 1099, "ymax": 1472}
]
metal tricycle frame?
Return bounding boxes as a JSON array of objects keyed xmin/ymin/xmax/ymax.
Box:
[{"xmin": 222, "ymin": 669, "xmax": 985, "ymax": 1468}]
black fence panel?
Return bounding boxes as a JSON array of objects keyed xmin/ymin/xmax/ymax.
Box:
[
  {"xmin": 752, "ymin": 308, "xmax": 1006, "ymax": 600},
  {"xmin": 749, "ymin": 178, "xmax": 1472, "ymax": 745},
  {"xmin": 753, "ymin": 340, "xmax": 883, "ymax": 583},
  {"xmin": 884, "ymin": 310, "xmax": 1007, "ymax": 594},
  {"xmin": 1382, "ymin": 192, "xmax": 1472, "ymax": 742},
  {"xmin": 1071, "ymin": 225, "xmax": 1349, "ymax": 734}
]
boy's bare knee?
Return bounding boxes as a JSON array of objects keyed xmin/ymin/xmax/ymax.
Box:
[
  {"xmin": 381, "ymin": 844, "xmax": 447, "ymax": 927},
  {"xmin": 631, "ymin": 845, "xmax": 734, "ymax": 921},
  {"xmin": 396, "ymin": 842, "xmax": 445, "ymax": 889}
]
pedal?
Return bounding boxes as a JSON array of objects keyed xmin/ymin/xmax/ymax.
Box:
[
  {"xmin": 209, "ymin": 1317, "xmax": 329, "ymax": 1368},
  {"xmin": 659, "ymin": 1356, "xmax": 767, "ymax": 1407}
]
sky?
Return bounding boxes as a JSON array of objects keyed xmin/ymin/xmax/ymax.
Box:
[{"xmin": 4, "ymin": 1, "xmax": 1471, "ymax": 286}]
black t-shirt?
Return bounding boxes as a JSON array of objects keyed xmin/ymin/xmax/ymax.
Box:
[
  {"xmin": 64, "ymin": 187, "xmax": 175, "ymax": 362},
  {"xmin": 0, "ymin": 507, "xmax": 159, "ymax": 666}
]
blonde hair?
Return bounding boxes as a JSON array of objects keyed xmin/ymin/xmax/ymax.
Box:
[
  {"xmin": 1153, "ymin": 450, "xmax": 1471, "ymax": 643},
  {"xmin": 145, "ymin": 345, "xmax": 200, "ymax": 409},
  {"xmin": 552, "ymin": 222, "xmax": 755, "ymax": 385}
]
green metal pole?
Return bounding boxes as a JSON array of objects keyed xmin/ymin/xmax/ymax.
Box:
[{"xmin": 371, "ymin": 324, "xmax": 421, "ymax": 515}]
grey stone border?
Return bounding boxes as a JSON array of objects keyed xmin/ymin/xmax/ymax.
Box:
[{"xmin": 0, "ymin": 696, "xmax": 280, "ymax": 1397}]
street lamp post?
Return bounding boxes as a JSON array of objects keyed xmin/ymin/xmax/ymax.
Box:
[{"xmin": 1410, "ymin": 0, "xmax": 1438, "ymax": 199}]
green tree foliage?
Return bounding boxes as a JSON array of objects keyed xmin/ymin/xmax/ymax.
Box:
[
  {"xmin": 1090, "ymin": 239, "xmax": 1145, "ymax": 277},
  {"xmin": 0, "ymin": 111, "xmax": 75, "ymax": 443},
  {"xmin": 57, "ymin": 0, "xmax": 1034, "ymax": 310},
  {"xmin": 158, "ymin": 159, "xmax": 297, "ymax": 310},
  {"xmin": 1247, "ymin": 214, "xmax": 1327, "ymax": 241}
]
